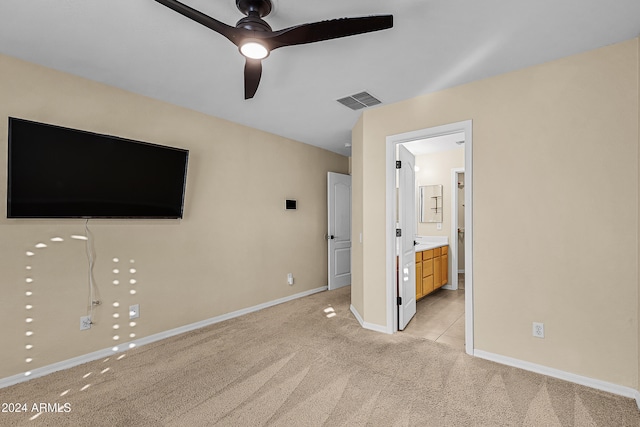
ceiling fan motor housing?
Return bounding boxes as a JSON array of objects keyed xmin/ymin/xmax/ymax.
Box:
[
  {"xmin": 236, "ymin": 15, "xmax": 272, "ymax": 32},
  {"xmin": 236, "ymin": 0, "xmax": 272, "ymax": 31},
  {"xmin": 236, "ymin": 0, "xmax": 272, "ymax": 18}
]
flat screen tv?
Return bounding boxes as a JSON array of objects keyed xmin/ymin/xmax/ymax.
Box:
[{"xmin": 7, "ymin": 117, "xmax": 189, "ymax": 219}]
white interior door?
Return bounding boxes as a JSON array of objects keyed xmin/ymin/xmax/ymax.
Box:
[
  {"xmin": 398, "ymin": 145, "xmax": 416, "ymax": 330},
  {"xmin": 328, "ymin": 172, "xmax": 351, "ymax": 290}
]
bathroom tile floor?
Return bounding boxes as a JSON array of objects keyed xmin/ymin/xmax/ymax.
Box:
[{"xmin": 402, "ymin": 274, "xmax": 466, "ymax": 350}]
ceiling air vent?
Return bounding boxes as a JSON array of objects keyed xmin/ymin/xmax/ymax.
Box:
[{"xmin": 337, "ymin": 91, "xmax": 382, "ymax": 110}]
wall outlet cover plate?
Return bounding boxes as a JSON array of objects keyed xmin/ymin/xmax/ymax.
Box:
[{"xmin": 533, "ymin": 322, "xmax": 544, "ymax": 338}]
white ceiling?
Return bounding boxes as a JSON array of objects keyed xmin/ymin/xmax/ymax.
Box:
[{"xmin": 1, "ymin": 1, "xmax": 639, "ymax": 156}]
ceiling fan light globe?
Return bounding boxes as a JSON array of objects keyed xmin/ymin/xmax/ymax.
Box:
[{"xmin": 240, "ymin": 41, "xmax": 269, "ymax": 59}]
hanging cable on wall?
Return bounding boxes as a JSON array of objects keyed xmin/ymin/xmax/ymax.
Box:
[{"xmin": 84, "ymin": 219, "xmax": 101, "ymax": 323}]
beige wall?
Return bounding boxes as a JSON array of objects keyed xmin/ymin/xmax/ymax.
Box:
[
  {"xmin": 354, "ymin": 38, "xmax": 639, "ymax": 388},
  {"xmin": 350, "ymin": 117, "xmax": 364, "ymax": 317},
  {"xmin": 0, "ymin": 54, "xmax": 348, "ymax": 379},
  {"xmin": 415, "ymin": 148, "xmax": 464, "ymax": 236}
]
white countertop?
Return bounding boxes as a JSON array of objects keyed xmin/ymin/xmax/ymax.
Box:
[
  {"xmin": 414, "ymin": 236, "xmax": 448, "ymax": 252},
  {"xmin": 415, "ymin": 242, "xmax": 447, "ymax": 252}
]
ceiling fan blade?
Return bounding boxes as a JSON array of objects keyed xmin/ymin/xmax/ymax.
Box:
[
  {"xmin": 154, "ymin": 0, "xmax": 244, "ymax": 46},
  {"xmin": 244, "ymin": 58, "xmax": 262, "ymax": 99},
  {"xmin": 265, "ymin": 15, "xmax": 393, "ymax": 50}
]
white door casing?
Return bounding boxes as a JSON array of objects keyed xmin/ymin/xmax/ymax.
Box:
[
  {"xmin": 443, "ymin": 167, "xmax": 464, "ymax": 291},
  {"xmin": 397, "ymin": 145, "xmax": 416, "ymax": 330},
  {"xmin": 328, "ymin": 172, "xmax": 351, "ymax": 290},
  {"xmin": 385, "ymin": 120, "xmax": 473, "ymax": 355}
]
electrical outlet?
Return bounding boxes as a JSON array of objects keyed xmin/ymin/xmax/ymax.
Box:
[
  {"xmin": 287, "ymin": 273, "xmax": 294, "ymax": 286},
  {"xmin": 129, "ymin": 304, "xmax": 140, "ymax": 319},
  {"xmin": 533, "ymin": 322, "xmax": 544, "ymax": 338},
  {"xmin": 80, "ymin": 316, "xmax": 92, "ymax": 331}
]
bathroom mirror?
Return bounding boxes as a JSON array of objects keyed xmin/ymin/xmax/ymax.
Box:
[{"xmin": 420, "ymin": 184, "xmax": 443, "ymax": 223}]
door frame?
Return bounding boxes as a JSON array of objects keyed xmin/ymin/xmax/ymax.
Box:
[
  {"xmin": 385, "ymin": 120, "xmax": 474, "ymax": 355},
  {"xmin": 442, "ymin": 168, "xmax": 464, "ymax": 291}
]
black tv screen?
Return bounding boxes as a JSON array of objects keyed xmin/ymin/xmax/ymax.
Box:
[{"xmin": 7, "ymin": 117, "xmax": 189, "ymax": 219}]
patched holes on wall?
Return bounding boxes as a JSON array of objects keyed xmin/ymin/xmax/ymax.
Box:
[
  {"xmin": 112, "ymin": 257, "xmax": 121, "ymax": 342},
  {"xmin": 16, "ymin": 234, "xmax": 142, "ymax": 416},
  {"xmin": 128, "ymin": 260, "xmax": 137, "ymax": 295},
  {"xmin": 111, "ymin": 257, "xmax": 139, "ymax": 342},
  {"xmin": 21, "ymin": 236, "xmax": 67, "ymax": 375},
  {"xmin": 19, "ymin": 232, "xmax": 140, "ymax": 391},
  {"xmin": 128, "ymin": 259, "xmax": 138, "ymax": 341}
]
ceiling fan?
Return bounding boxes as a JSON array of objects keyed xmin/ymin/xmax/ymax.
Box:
[{"xmin": 154, "ymin": 0, "xmax": 393, "ymax": 99}]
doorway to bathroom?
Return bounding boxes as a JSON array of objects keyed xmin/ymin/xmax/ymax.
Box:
[{"xmin": 386, "ymin": 120, "xmax": 474, "ymax": 355}]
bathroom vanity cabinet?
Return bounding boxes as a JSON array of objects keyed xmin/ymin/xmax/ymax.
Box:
[{"xmin": 415, "ymin": 245, "xmax": 448, "ymax": 300}]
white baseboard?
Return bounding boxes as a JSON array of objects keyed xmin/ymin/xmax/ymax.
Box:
[
  {"xmin": 350, "ymin": 304, "xmax": 365, "ymax": 325},
  {"xmin": 0, "ymin": 286, "xmax": 328, "ymax": 390},
  {"xmin": 350, "ymin": 304, "xmax": 392, "ymax": 334},
  {"xmin": 474, "ymin": 349, "xmax": 640, "ymax": 410}
]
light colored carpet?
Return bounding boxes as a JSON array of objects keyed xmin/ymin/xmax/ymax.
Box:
[{"xmin": 1, "ymin": 286, "xmax": 639, "ymax": 426}]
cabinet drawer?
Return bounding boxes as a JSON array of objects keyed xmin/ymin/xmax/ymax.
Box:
[
  {"xmin": 423, "ymin": 249, "xmax": 434, "ymax": 260},
  {"xmin": 441, "ymin": 245, "xmax": 448, "ymax": 255},
  {"xmin": 415, "ymin": 251, "xmax": 422, "ymax": 262},
  {"xmin": 433, "ymin": 247, "xmax": 441, "ymax": 257},
  {"xmin": 423, "ymin": 258, "xmax": 433, "ymax": 276}
]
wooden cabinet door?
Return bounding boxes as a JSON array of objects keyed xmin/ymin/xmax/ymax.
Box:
[
  {"xmin": 423, "ymin": 274, "xmax": 434, "ymax": 296},
  {"xmin": 416, "ymin": 261, "xmax": 423, "ymax": 299},
  {"xmin": 442, "ymin": 253, "xmax": 448, "ymax": 286},
  {"xmin": 434, "ymin": 255, "xmax": 441, "ymax": 289}
]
